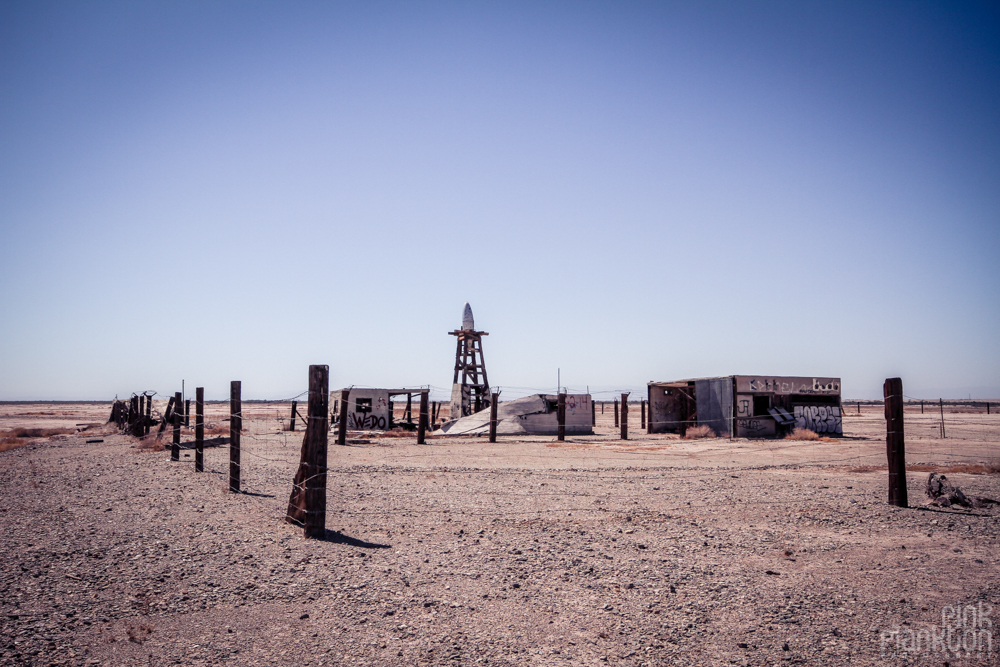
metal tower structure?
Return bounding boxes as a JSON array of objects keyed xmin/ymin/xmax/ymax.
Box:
[{"xmin": 448, "ymin": 303, "xmax": 491, "ymax": 420}]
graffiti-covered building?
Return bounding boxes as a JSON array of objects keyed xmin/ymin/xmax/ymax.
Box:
[
  {"xmin": 331, "ymin": 388, "xmax": 427, "ymax": 431},
  {"xmin": 646, "ymin": 376, "xmax": 842, "ymax": 438}
]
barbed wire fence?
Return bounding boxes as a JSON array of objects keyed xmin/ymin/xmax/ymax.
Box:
[{"xmin": 104, "ymin": 374, "xmax": 999, "ymax": 540}]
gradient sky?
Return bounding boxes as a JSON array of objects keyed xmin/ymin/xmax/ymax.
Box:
[{"xmin": 1, "ymin": 1, "xmax": 998, "ymax": 401}]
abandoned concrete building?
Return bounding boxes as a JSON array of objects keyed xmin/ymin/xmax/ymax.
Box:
[
  {"xmin": 647, "ymin": 376, "xmax": 843, "ymax": 438},
  {"xmin": 330, "ymin": 387, "xmax": 428, "ymax": 431}
]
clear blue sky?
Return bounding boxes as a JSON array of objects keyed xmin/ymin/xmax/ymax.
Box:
[{"xmin": 1, "ymin": 1, "xmax": 998, "ymax": 401}]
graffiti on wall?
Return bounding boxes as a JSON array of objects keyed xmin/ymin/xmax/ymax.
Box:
[
  {"xmin": 348, "ymin": 413, "xmax": 387, "ymax": 430},
  {"xmin": 735, "ymin": 395, "xmax": 752, "ymax": 418},
  {"xmin": 736, "ymin": 418, "xmax": 776, "ymax": 438},
  {"xmin": 793, "ymin": 405, "xmax": 842, "ymax": 434},
  {"xmin": 737, "ymin": 377, "xmax": 840, "ymax": 395}
]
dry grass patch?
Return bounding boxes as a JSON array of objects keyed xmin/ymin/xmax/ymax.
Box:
[
  {"xmin": 135, "ymin": 436, "xmax": 166, "ymax": 453},
  {"xmin": 784, "ymin": 428, "xmax": 836, "ymax": 443},
  {"xmin": 682, "ymin": 425, "xmax": 715, "ymax": 440},
  {"xmin": 0, "ymin": 427, "xmax": 77, "ymax": 453}
]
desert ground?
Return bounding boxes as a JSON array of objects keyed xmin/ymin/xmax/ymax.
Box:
[{"xmin": 1, "ymin": 400, "xmax": 998, "ymax": 667}]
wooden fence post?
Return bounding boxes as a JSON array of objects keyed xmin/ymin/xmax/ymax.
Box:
[
  {"xmin": 591, "ymin": 397, "xmax": 595, "ymax": 426},
  {"xmin": 405, "ymin": 392, "xmax": 413, "ymax": 424},
  {"xmin": 337, "ymin": 389, "xmax": 349, "ymax": 446},
  {"xmin": 641, "ymin": 400, "xmax": 646, "ymax": 430},
  {"xmin": 195, "ymin": 387, "xmax": 204, "ymax": 472},
  {"xmin": 614, "ymin": 399, "xmax": 619, "ymax": 428},
  {"xmin": 144, "ymin": 394, "xmax": 152, "ymax": 435},
  {"xmin": 884, "ymin": 378, "xmax": 907, "ymax": 507},
  {"xmin": 417, "ymin": 390, "xmax": 429, "ymax": 444},
  {"xmin": 290, "ymin": 400, "xmax": 298, "ymax": 432},
  {"xmin": 185, "ymin": 400, "xmax": 191, "ymax": 427},
  {"xmin": 939, "ymin": 398, "xmax": 946, "ymax": 438},
  {"xmin": 621, "ymin": 393, "xmax": 629, "ymax": 440},
  {"xmin": 171, "ymin": 391, "xmax": 181, "ymax": 461},
  {"xmin": 286, "ymin": 365, "xmax": 329, "ymax": 539},
  {"xmin": 557, "ymin": 393, "xmax": 566, "ymax": 441},
  {"xmin": 489, "ymin": 392, "xmax": 500, "ymax": 443},
  {"xmin": 230, "ymin": 381, "xmax": 241, "ymax": 492}
]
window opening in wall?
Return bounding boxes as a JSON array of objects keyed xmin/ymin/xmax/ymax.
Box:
[{"xmin": 753, "ymin": 395, "xmax": 770, "ymax": 416}]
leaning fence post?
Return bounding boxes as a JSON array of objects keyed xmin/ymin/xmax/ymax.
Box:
[
  {"xmin": 557, "ymin": 393, "xmax": 566, "ymax": 441},
  {"xmin": 290, "ymin": 400, "xmax": 298, "ymax": 432},
  {"xmin": 621, "ymin": 393, "xmax": 629, "ymax": 440},
  {"xmin": 337, "ymin": 388, "xmax": 349, "ymax": 446},
  {"xmin": 884, "ymin": 378, "xmax": 907, "ymax": 507},
  {"xmin": 417, "ymin": 390, "xmax": 429, "ymax": 444},
  {"xmin": 171, "ymin": 391, "xmax": 181, "ymax": 461},
  {"xmin": 286, "ymin": 365, "xmax": 329, "ymax": 539},
  {"xmin": 230, "ymin": 381, "xmax": 241, "ymax": 492},
  {"xmin": 195, "ymin": 387, "xmax": 204, "ymax": 472},
  {"xmin": 489, "ymin": 392, "xmax": 500, "ymax": 443}
]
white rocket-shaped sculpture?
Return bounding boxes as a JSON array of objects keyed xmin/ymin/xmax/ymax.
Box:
[{"xmin": 461, "ymin": 302, "xmax": 475, "ymax": 331}]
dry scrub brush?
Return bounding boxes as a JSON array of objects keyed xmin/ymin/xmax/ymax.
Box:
[
  {"xmin": 784, "ymin": 428, "xmax": 836, "ymax": 442},
  {"xmin": 0, "ymin": 427, "xmax": 76, "ymax": 452},
  {"xmin": 682, "ymin": 425, "xmax": 716, "ymax": 440}
]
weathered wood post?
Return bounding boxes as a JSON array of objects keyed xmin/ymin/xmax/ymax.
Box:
[
  {"xmin": 195, "ymin": 387, "xmax": 204, "ymax": 472},
  {"xmin": 286, "ymin": 365, "xmax": 329, "ymax": 539},
  {"xmin": 884, "ymin": 378, "xmax": 907, "ymax": 507},
  {"xmin": 405, "ymin": 392, "xmax": 413, "ymax": 425},
  {"xmin": 171, "ymin": 391, "xmax": 181, "ymax": 461},
  {"xmin": 920, "ymin": 401, "xmax": 924, "ymax": 414},
  {"xmin": 184, "ymin": 400, "xmax": 191, "ymax": 427},
  {"xmin": 138, "ymin": 394, "xmax": 145, "ymax": 430},
  {"xmin": 557, "ymin": 393, "xmax": 566, "ymax": 442},
  {"xmin": 230, "ymin": 381, "xmax": 241, "ymax": 492},
  {"xmin": 489, "ymin": 392, "xmax": 500, "ymax": 443},
  {"xmin": 591, "ymin": 398, "xmax": 595, "ymax": 426},
  {"xmin": 290, "ymin": 400, "xmax": 298, "ymax": 432},
  {"xmin": 939, "ymin": 398, "xmax": 946, "ymax": 438},
  {"xmin": 159, "ymin": 396, "xmax": 175, "ymax": 435},
  {"xmin": 337, "ymin": 389, "xmax": 349, "ymax": 446},
  {"xmin": 417, "ymin": 390, "xmax": 429, "ymax": 444},
  {"xmin": 144, "ymin": 395, "xmax": 152, "ymax": 435},
  {"xmin": 614, "ymin": 399, "xmax": 619, "ymax": 428},
  {"xmin": 621, "ymin": 393, "xmax": 629, "ymax": 440},
  {"xmin": 641, "ymin": 400, "xmax": 646, "ymax": 430}
]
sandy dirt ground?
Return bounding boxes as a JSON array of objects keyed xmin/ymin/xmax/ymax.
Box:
[{"xmin": 0, "ymin": 401, "xmax": 998, "ymax": 667}]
